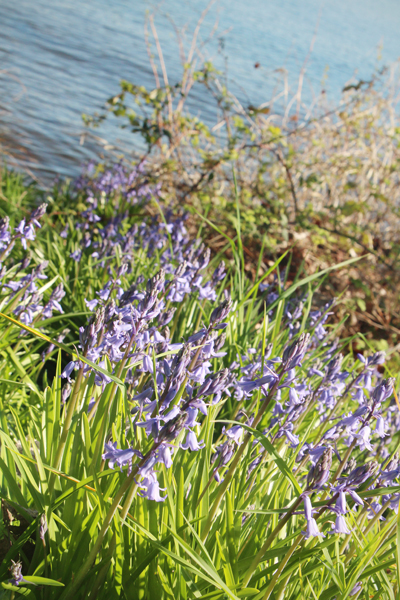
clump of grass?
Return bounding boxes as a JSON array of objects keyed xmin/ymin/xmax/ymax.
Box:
[{"xmin": 0, "ymin": 166, "xmax": 398, "ymax": 600}]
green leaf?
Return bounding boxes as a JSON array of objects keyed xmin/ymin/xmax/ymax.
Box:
[
  {"xmin": 217, "ymin": 420, "xmax": 303, "ymax": 495},
  {"xmin": 23, "ymin": 576, "xmax": 64, "ymax": 587}
]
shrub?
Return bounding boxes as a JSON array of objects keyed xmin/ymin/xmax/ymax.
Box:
[{"xmin": 83, "ymin": 12, "xmax": 400, "ymax": 340}]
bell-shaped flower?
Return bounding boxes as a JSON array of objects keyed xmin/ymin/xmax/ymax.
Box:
[
  {"xmin": 157, "ymin": 444, "xmax": 173, "ymax": 469},
  {"xmin": 302, "ymin": 517, "xmax": 324, "ymax": 539},
  {"xmin": 375, "ymin": 416, "xmax": 388, "ymax": 438},
  {"xmin": 180, "ymin": 430, "xmax": 205, "ymax": 451},
  {"xmin": 138, "ymin": 472, "xmax": 167, "ymax": 502},
  {"xmin": 102, "ymin": 442, "xmax": 138, "ymax": 471},
  {"xmin": 336, "ymin": 491, "xmax": 347, "ymax": 515},
  {"xmin": 223, "ymin": 425, "xmax": 243, "ymax": 445},
  {"xmin": 355, "ymin": 425, "xmax": 373, "ymax": 451},
  {"xmin": 329, "ymin": 514, "xmax": 351, "ymax": 535},
  {"xmin": 142, "ymin": 353, "xmax": 154, "ymax": 374}
]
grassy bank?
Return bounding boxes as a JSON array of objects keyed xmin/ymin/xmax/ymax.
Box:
[{"xmin": 0, "ymin": 165, "xmax": 399, "ymax": 599}]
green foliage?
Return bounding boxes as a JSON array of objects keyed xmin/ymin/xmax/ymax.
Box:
[{"xmin": 0, "ymin": 169, "xmax": 398, "ymax": 600}]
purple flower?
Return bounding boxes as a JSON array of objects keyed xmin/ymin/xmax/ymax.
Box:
[
  {"xmin": 355, "ymin": 426, "xmax": 373, "ymax": 451},
  {"xmin": 346, "ymin": 489, "xmax": 364, "ymax": 506},
  {"xmin": 157, "ymin": 444, "xmax": 173, "ymax": 468},
  {"xmin": 302, "ymin": 517, "xmax": 324, "ymax": 539},
  {"xmin": 278, "ymin": 423, "xmax": 299, "ymax": 448},
  {"xmin": 223, "ymin": 425, "xmax": 243, "ymax": 445},
  {"xmin": 185, "ymin": 407, "xmax": 199, "ymax": 428},
  {"xmin": 307, "ymin": 447, "xmax": 333, "ymax": 489},
  {"xmin": 335, "ymin": 491, "xmax": 347, "ymax": 515},
  {"xmin": 138, "ymin": 472, "xmax": 167, "ymax": 502},
  {"xmin": 70, "ymin": 249, "xmax": 82, "ymax": 262},
  {"xmin": 61, "ymin": 361, "xmax": 77, "ymax": 380},
  {"xmin": 330, "ymin": 514, "xmax": 351, "ymax": 535},
  {"xmin": 136, "ymin": 416, "xmax": 160, "ymax": 440},
  {"xmin": 85, "ymin": 298, "xmax": 98, "ymax": 311},
  {"xmin": 180, "ymin": 430, "xmax": 205, "ymax": 451},
  {"xmin": 15, "ymin": 221, "xmax": 36, "ymax": 249},
  {"xmin": 303, "ymin": 495, "xmax": 314, "ymax": 520},
  {"xmin": 0, "ymin": 216, "xmax": 11, "ymax": 249},
  {"xmin": 60, "ymin": 224, "xmax": 69, "ymax": 238},
  {"xmin": 102, "ymin": 442, "xmax": 137, "ymax": 471},
  {"xmin": 282, "ymin": 333, "xmax": 310, "ymax": 371},
  {"xmin": 237, "ymin": 373, "xmax": 278, "ymax": 394},
  {"xmin": 338, "ymin": 406, "xmax": 368, "ymax": 429},
  {"xmin": 9, "ymin": 559, "xmax": 27, "ymax": 586},
  {"xmin": 367, "ymin": 502, "xmax": 383, "ymax": 520},
  {"xmin": 375, "ymin": 416, "xmax": 388, "ymax": 438},
  {"xmin": 349, "ymin": 582, "xmax": 362, "ymax": 597},
  {"xmin": 142, "ymin": 353, "xmax": 154, "ymax": 374}
]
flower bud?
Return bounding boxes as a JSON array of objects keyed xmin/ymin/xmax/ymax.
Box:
[{"xmin": 210, "ymin": 297, "xmax": 232, "ymax": 326}]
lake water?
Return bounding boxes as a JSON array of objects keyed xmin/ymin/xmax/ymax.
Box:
[{"xmin": 1, "ymin": 0, "xmax": 400, "ymax": 184}]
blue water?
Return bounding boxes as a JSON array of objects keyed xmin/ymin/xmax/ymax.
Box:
[{"xmin": 0, "ymin": 0, "xmax": 400, "ymax": 184}]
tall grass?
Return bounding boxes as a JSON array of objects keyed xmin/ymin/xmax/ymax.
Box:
[{"xmin": 0, "ymin": 166, "xmax": 399, "ymax": 599}]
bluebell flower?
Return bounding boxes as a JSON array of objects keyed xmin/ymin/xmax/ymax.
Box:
[
  {"xmin": 0, "ymin": 216, "xmax": 11, "ymax": 250},
  {"xmin": 338, "ymin": 406, "xmax": 368, "ymax": 429},
  {"xmin": 102, "ymin": 442, "xmax": 139, "ymax": 471},
  {"xmin": 180, "ymin": 430, "xmax": 205, "ymax": 451},
  {"xmin": 346, "ymin": 489, "xmax": 364, "ymax": 506},
  {"xmin": 185, "ymin": 407, "xmax": 199, "ymax": 428},
  {"xmin": 307, "ymin": 447, "xmax": 333, "ymax": 489},
  {"xmin": 349, "ymin": 582, "xmax": 362, "ymax": 597},
  {"xmin": 302, "ymin": 517, "xmax": 324, "ymax": 539},
  {"xmin": 186, "ymin": 398, "xmax": 207, "ymax": 417},
  {"xmin": 138, "ymin": 472, "xmax": 167, "ymax": 502},
  {"xmin": 157, "ymin": 444, "xmax": 173, "ymax": 468},
  {"xmin": 335, "ymin": 491, "xmax": 347, "ymax": 515},
  {"xmin": 338, "ymin": 461, "xmax": 378, "ymax": 487},
  {"xmin": 60, "ymin": 224, "xmax": 69, "ymax": 238},
  {"xmin": 329, "ymin": 514, "xmax": 351, "ymax": 535},
  {"xmin": 85, "ymin": 298, "xmax": 98, "ymax": 311},
  {"xmin": 93, "ymin": 360, "xmax": 113, "ymax": 388},
  {"xmin": 375, "ymin": 416, "xmax": 388, "ymax": 438},
  {"xmin": 367, "ymin": 502, "xmax": 384, "ymax": 520},
  {"xmin": 223, "ymin": 425, "xmax": 243, "ymax": 445},
  {"xmin": 282, "ymin": 333, "xmax": 310, "ymax": 371},
  {"xmin": 277, "ymin": 423, "xmax": 299, "ymax": 448},
  {"xmin": 142, "ymin": 353, "xmax": 154, "ymax": 374},
  {"xmin": 9, "ymin": 559, "xmax": 29, "ymax": 586},
  {"xmin": 61, "ymin": 361, "xmax": 78, "ymax": 381},
  {"xmin": 237, "ymin": 373, "xmax": 278, "ymax": 395},
  {"xmin": 136, "ymin": 416, "xmax": 160, "ymax": 440},
  {"xmin": 355, "ymin": 425, "xmax": 373, "ymax": 452},
  {"xmin": 70, "ymin": 250, "xmax": 82, "ymax": 262}
]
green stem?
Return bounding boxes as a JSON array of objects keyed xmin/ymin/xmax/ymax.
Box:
[
  {"xmin": 48, "ymin": 365, "xmax": 85, "ymax": 496},
  {"xmin": 201, "ymin": 377, "xmax": 282, "ymax": 542},
  {"xmin": 261, "ymin": 533, "xmax": 303, "ymax": 600},
  {"xmin": 242, "ymin": 496, "xmax": 303, "ymax": 587},
  {"xmin": 120, "ymin": 482, "xmax": 139, "ymax": 521},
  {"xmin": 90, "ymin": 333, "xmax": 137, "ymax": 473},
  {"xmin": 331, "ymin": 439, "xmax": 357, "ymax": 485},
  {"xmin": 59, "ymin": 470, "xmax": 136, "ymax": 600}
]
